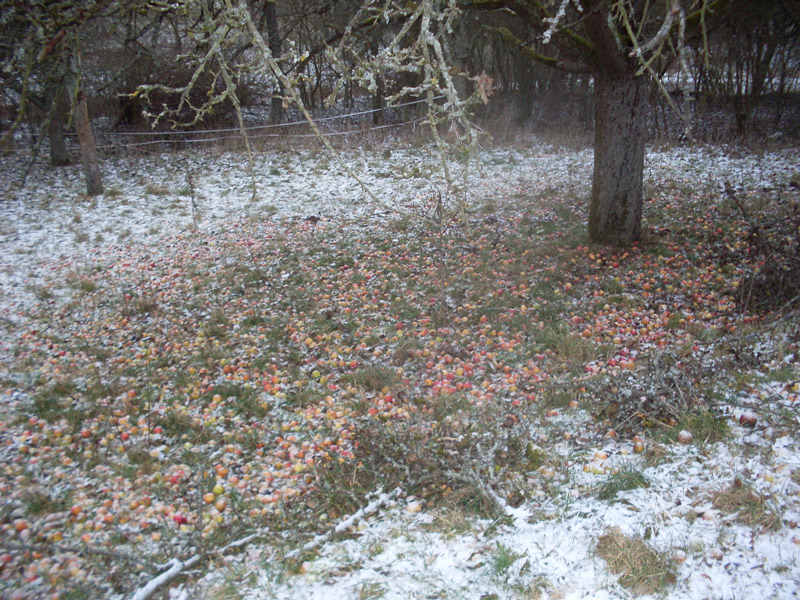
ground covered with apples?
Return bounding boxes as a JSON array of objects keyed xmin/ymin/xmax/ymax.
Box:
[{"xmin": 1, "ymin": 139, "xmax": 799, "ymax": 599}]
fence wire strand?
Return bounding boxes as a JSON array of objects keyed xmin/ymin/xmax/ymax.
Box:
[{"xmin": 0, "ymin": 96, "xmax": 439, "ymax": 155}]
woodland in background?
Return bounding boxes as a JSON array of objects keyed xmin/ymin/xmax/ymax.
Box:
[
  {"xmin": 2, "ymin": 0, "xmax": 798, "ymax": 150},
  {"xmin": 1, "ymin": 1, "xmax": 799, "ymax": 248}
]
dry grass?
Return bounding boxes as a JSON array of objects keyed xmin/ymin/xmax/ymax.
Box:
[
  {"xmin": 341, "ymin": 365, "xmax": 400, "ymax": 392},
  {"xmin": 595, "ymin": 528, "xmax": 675, "ymax": 596},
  {"xmin": 643, "ymin": 442, "xmax": 671, "ymax": 468},
  {"xmin": 711, "ymin": 479, "xmax": 782, "ymax": 531},
  {"xmin": 421, "ymin": 505, "xmax": 477, "ymax": 539},
  {"xmin": 144, "ymin": 182, "xmax": 171, "ymax": 196}
]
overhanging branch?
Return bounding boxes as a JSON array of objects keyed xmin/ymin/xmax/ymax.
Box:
[{"xmin": 492, "ymin": 26, "xmax": 588, "ymax": 73}]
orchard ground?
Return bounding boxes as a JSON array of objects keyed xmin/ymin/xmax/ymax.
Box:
[{"xmin": 0, "ymin": 137, "xmax": 799, "ymax": 600}]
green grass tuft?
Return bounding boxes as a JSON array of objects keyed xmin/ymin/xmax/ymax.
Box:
[{"xmin": 598, "ymin": 468, "xmax": 650, "ymax": 501}]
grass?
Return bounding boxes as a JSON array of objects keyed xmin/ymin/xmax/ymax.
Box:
[
  {"xmin": 284, "ymin": 386, "xmax": 323, "ymax": 410},
  {"xmin": 341, "ymin": 366, "xmax": 400, "ymax": 392},
  {"xmin": 29, "ymin": 283, "xmax": 55, "ymax": 301},
  {"xmin": 452, "ymin": 484, "xmax": 505, "ymax": 521},
  {"xmin": 662, "ymin": 409, "xmax": 730, "ymax": 445},
  {"xmin": 491, "ymin": 543, "xmax": 526, "ymax": 578},
  {"xmin": 124, "ymin": 446, "xmax": 161, "ymax": 475},
  {"xmin": 211, "ymin": 382, "xmax": 269, "ymax": 418},
  {"xmin": 4, "ymin": 145, "xmax": 799, "ymax": 598},
  {"xmin": 391, "ymin": 338, "xmax": 421, "ymax": 365},
  {"xmin": 31, "ymin": 380, "xmax": 77, "ymax": 421},
  {"xmin": 67, "ymin": 275, "xmax": 98, "ymax": 294},
  {"xmin": 540, "ymin": 325, "xmax": 613, "ymax": 373},
  {"xmin": 538, "ymin": 388, "xmax": 573, "ymax": 411},
  {"xmin": 203, "ymin": 309, "xmax": 231, "ymax": 339},
  {"xmin": 732, "ymin": 371, "xmax": 754, "ymax": 391},
  {"xmin": 765, "ymin": 364, "xmax": 797, "ymax": 383},
  {"xmin": 23, "ymin": 488, "xmax": 73, "ymax": 515},
  {"xmin": 144, "ymin": 182, "xmax": 170, "ymax": 195},
  {"xmin": 602, "ymin": 278, "xmax": 625, "ymax": 294},
  {"xmin": 205, "ymin": 564, "xmax": 252, "ymax": 600},
  {"xmin": 421, "ymin": 505, "xmax": 477, "ymax": 539},
  {"xmin": 121, "ymin": 293, "xmax": 158, "ymax": 316},
  {"xmin": 57, "ymin": 587, "xmax": 92, "ymax": 600},
  {"xmin": 595, "ymin": 528, "xmax": 676, "ymax": 596},
  {"xmin": 597, "ymin": 468, "xmax": 650, "ymax": 501},
  {"xmin": 357, "ymin": 583, "xmax": 387, "ymax": 599},
  {"xmin": 155, "ymin": 409, "xmax": 197, "ymax": 438},
  {"xmin": 426, "ymin": 393, "xmax": 472, "ymax": 421},
  {"xmin": 643, "ymin": 442, "xmax": 671, "ymax": 468},
  {"xmin": 711, "ymin": 479, "xmax": 782, "ymax": 531}
]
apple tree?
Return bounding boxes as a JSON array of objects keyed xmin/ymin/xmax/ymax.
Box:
[
  {"xmin": 472, "ymin": 0, "xmax": 731, "ymax": 245},
  {"xmin": 135, "ymin": 0, "xmax": 729, "ymax": 246},
  {"xmin": 0, "ymin": 0, "xmax": 113, "ymax": 194}
]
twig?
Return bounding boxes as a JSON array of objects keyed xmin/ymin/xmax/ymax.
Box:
[
  {"xmin": 217, "ymin": 530, "xmax": 269, "ymax": 554},
  {"xmin": 3, "ymin": 539, "xmax": 157, "ymax": 572},
  {"xmin": 130, "ymin": 554, "xmax": 202, "ymax": 600},
  {"xmin": 285, "ymin": 487, "xmax": 402, "ymax": 560},
  {"xmin": 128, "ymin": 525, "xmax": 277, "ymax": 600}
]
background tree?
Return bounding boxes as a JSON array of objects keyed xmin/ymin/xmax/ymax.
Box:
[
  {"xmin": 470, "ymin": 0, "xmax": 731, "ymax": 245},
  {"xmin": 690, "ymin": 0, "xmax": 799, "ymax": 139},
  {"xmin": 5, "ymin": 0, "xmax": 798, "ymax": 243},
  {"xmin": 0, "ymin": 0, "xmax": 111, "ymax": 194},
  {"xmin": 262, "ymin": 0, "xmax": 285, "ymax": 123}
]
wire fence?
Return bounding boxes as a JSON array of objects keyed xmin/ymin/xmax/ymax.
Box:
[{"xmin": 0, "ymin": 97, "xmax": 438, "ymax": 156}]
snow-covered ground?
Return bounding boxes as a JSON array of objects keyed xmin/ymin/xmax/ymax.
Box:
[
  {"xmin": 220, "ymin": 419, "xmax": 800, "ymax": 600},
  {"xmin": 1, "ymin": 141, "xmax": 593, "ymax": 327},
  {"xmin": 1, "ymin": 140, "xmax": 799, "ymax": 600},
  {"xmin": 2, "ymin": 140, "xmax": 796, "ymax": 324}
]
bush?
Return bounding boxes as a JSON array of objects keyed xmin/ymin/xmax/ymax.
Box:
[
  {"xmin": 313, "ymin": 398, "xmax": 544, "ymax": 519},
  {"xmin": 725, "ymin": 182, "xmax": 800, "ymax": 312}
]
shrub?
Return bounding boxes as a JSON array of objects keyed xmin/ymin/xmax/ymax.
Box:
[{"xmin": 724, "ymin": 182, "xmax": 800, "ymax": 311}]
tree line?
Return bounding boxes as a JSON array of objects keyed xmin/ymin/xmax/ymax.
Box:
[{"xmin": 1, "ymin": 0, "xmax": 798, "ymax": 245}]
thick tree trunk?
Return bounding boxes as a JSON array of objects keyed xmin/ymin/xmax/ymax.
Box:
[
  {"xmin": 369, "ymin": 40, "xmax": 385, "ymax": 126},
  {"xmin": 74, "ymin": 89, "xmax": 103, "ymax": 196},
  {"xmin": 48, "ymin": 108, "xmax": 70, "ymax": 166},
  {"xmin": 588, "ymin": 71, "xmax": 649, "ymax": 246}
]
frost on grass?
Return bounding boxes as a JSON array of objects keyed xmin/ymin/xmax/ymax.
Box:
[
  {"xmin": 0, "ymin": 141, "xmax": 799, "ymax": 600},
  {"xmin": 595, "ymin": 527, "xmax": 676, "ymax": 596}
]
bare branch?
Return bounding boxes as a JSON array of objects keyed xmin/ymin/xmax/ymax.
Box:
[{"xmin": 130, "ymin": 554, "xmax": 202, "ymax": 600}]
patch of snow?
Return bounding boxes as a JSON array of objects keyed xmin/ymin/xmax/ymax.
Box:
[{"xmin": 1, "ymin": 139, "xmax": 799, "ymax": 599}]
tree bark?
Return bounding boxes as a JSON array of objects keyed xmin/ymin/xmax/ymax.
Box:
[
  {"xmin": 588, "ymin": 70, "xmax": 649, "ymax": 246},
  {"xmin": 74, "ymin": 89, "xmax": 103, "ymax": 196},
  {"xmin": 48, "ymin": 106, "xmax": 70, "ymax": 166},
  {"xmin": 369, "ymin": 39, "xmax": 385, "ymax": 125},
  {"xmin": 265, "ymin": 1, "xmax": 284, "ymax": 124},
  {"xmin": 372, "ymin": 77, "xmax": 385, "ymax": 125}
]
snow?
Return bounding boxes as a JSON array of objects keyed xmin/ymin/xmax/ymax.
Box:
[
  {"xmin": 3, "ymin": 140, "xmax": 796, "ymax": 329},
  {"xmin": 1, "ymin": 139, "xmax": 799, "ymax": 599},
  {"xmin": 202, "ymin": 412, "xmax": 798, "ymax": 600}
]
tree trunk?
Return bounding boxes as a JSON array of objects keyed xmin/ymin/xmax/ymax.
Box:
[
  {"xmin": 372, "ymin": 78, "xmax": 385, "ymax": 126},
  {"xmin": 588, "ymin": 71, "xmax": 649, "ymax": 246},
  {"xmin": 265, "ymin": 0, "xmax": 284, "ymax": 124},
  {"xmin": 74, "ymin": 89, "xmax": 103, "ymax": 196},
  {"xmin": 369, "ymin": 40, "xmax": 385, "ymax": 125},
  {"xmin": 48, "ymin": 107, "xmax": 70, "ymax": 166}
]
